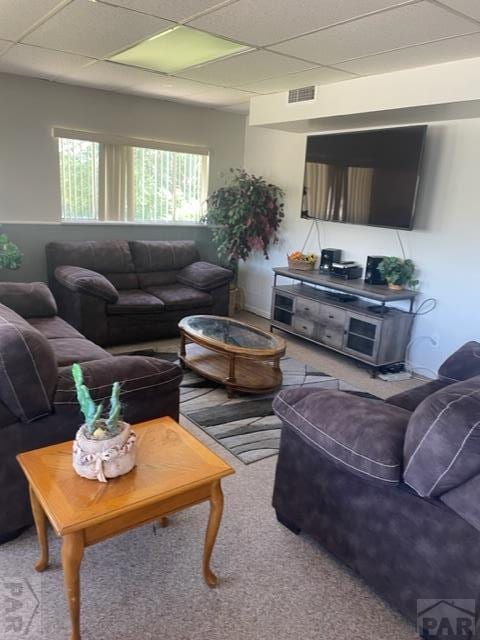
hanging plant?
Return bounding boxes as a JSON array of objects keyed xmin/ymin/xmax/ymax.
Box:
[{"xmin": 204, "ymin": 169, "xmax": 285, "ymax": 266}]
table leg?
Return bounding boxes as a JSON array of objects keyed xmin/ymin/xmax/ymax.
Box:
[
  {"xmin": 273, "ymin": 357, "xmax": 281, "ymax": 371},
  {"xmin": 158, "ymin": 516, "xmax": 169, "ymax": 528},
  {"xmin": 179, "ymin": 331, "xmax": 187, "ymax": 368},
  {"xmin": 29, "ymin": 485, "xmax": 49, "ymax": 572},
  {"xmin": 203, "ymin": 480, "xmax": 224, "ymax": 588},
  {"xmin": 62, "ymin": 531, "xmax": 85, "ymax": 640}
]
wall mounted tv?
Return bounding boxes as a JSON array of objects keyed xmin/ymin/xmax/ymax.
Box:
[{"xmin": 302, "ymin": 125, "xmax": 427, "ymax": 230}]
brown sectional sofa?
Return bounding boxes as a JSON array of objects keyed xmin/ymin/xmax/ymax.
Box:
[
  {"xmin": 46, "ymin": 240, "xmax": 233, "ymax": 346},
  {"xmin": 0, "ymin": 282, "xmax": 183, "ymax": 542}
]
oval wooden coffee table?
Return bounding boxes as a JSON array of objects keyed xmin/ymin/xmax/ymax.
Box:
[{"xmin": 178, "ymin": 315, "xmax": 286, "ymax": 396}]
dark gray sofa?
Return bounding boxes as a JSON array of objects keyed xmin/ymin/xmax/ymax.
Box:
[
  {"xmin": 0, "ymin": 282, "xmax": 183, "ymax": 542},
  {"xmin": 46, "ymin": 240, "xmax": 233, "ymax": 346},
  {"xmin": 272, "ymin": 341, "xmax": 480, "ymax": 638}
]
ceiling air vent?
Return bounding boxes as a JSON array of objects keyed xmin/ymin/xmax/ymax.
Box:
[{"xmin": 288, "ymin": 85, "xmax": 315, "ymax": 104}]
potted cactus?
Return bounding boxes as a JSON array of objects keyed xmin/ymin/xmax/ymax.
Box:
[{"xmin": 71, "ymin": 363, "xmax": 137, "ymax": 483}]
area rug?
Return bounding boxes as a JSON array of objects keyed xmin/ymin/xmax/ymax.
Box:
[{"xmin": 125, "ymin": 349, "xmax": 379, "ymax": 465}]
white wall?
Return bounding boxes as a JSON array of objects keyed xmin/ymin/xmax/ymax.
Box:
[
  {"xmin": 240, "ymin": 120, "xmax": 480, "ymax": 377},
  {"xmin": 0, "ymin": 73, "xmax": 245, "ymax": 223}
]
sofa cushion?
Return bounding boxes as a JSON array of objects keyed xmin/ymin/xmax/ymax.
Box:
[
  {"xmin": 177, "ymin": 261, "xmax": 233, "ymax": 291},
  {"xmin": 46, "ymin": 240, "xmax": 135, "ymax": 275},
  {"xmin": 0, "ymin": 282, "xmax": 57, "ymax": 318},
  {"xmin": 438, "ymin": 341, "xmax": 480, "ymax": 383},
  {"xmin": 0, "ymin": 303, "xmax": 57, "ymax": 422},
  {"xmin": 130, "ymin": 240, "xmax": 199, "ymax": 272},
  {"xmin": 137, "ymin": 270, "xmax": 179, "ymax": 289},
  {"xmin": 403, "ymin": 375, "xmax": 480, "ymax": 497},
  {"xmin": 107, "ymin": 290, "xmax": 165, "ymax": 315},
  {"xmin": 273, "ymin": 387, "xmax": 411, "ymax": 485},
  {"xmin": 55, "ymin": 266, "xmax": 119, "ymax": 303},
  {"xmin": 28, "ymin": 316, "xmax": 84, "ymax": 340},
  {"xmin": 386, "ymin": 379, "xmax": 449, "ymax": 412},
  {"xmin": 440, "ymin": 473, "xmax": 480, "ymax": 533},
  {"xmin": 145, "ymin": 285, "xmax": 212, "ymax": 311},
  {"xmin": 49, "ymin": 338, "xmax": 110, "ymax": 367}
]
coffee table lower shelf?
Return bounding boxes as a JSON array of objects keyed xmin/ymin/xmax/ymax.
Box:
[{"xmin": 180, "ymin": 342, "xmax": 283, "ymax": 395}]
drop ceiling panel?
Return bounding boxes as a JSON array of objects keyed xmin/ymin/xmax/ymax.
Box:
[
  {"xmin": 0, "ymin": 40, "xmax": 12, "ymax": 55},
  {"xmin": 437, "ymin": 0, "xmax": 480, "ymax": 22},
  {"xmin": 132, "ymin": 75, "xmax": 215, "ymax": 99},
  {"xmin": 184, "ymin": 86, "xmax": 255, "ymax": 105},
  {"xmin": 188, "ymin": 0, "xmax": 414, "ymax": 46},
  {"xmin": 237, "ymin": 66, "xmax": 355, "ymax": 93},
  {"xmin": 334, "ymin": 32, "xmax": 480, "ymax": 74},
  {"xmin": 179, "ymin": 50, "xmax": 315, "ymax": 85},
  {"xmin": 270, "ymin": 1, "xmax": 480, "ymax": 65},
  {"xmin": 23, "ymin": 0, "xmax": 174, "ymax": 58},
  {"xmin": 95, "ymin": 0, "xmax": 237, "ymax": 22},
  {"xmin": 0, "ymin": 44, "xmax": 93, "ymax": 80},
  {"xmin": 58, "ymin": 61, "xmax": 161, "ymax": 90},
  {"xmin": 0, "ymin": 0, "xmax": 65, "ymax": 41}
]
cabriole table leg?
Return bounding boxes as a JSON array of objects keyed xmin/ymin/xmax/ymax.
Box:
[{"xmin": 203, "ymin": 480, "xmax": 224, "ymax": 587}]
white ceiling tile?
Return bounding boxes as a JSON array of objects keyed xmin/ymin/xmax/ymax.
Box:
[
  {"xmin": 0, "ymin": 44, "xmax": 93, "ymax": 80},
  {"xmin": 437, "ymin": 0, "xmax": 480, "ymax": 22},
  {"xmin": 188, "ymin": 0, "xmax": 413, "ymax": 46},
  {"xmin": 57, "ymin": 60, "xmax": 162, "ymax": 90},
  {"xmin": 96, "ymin": 0, "xmax": 237, "ymax": 22},
  {"xmin": 179, "ymin": 50, "xmax": 315, "ymax": 85},
  {"xmin": 131, "ymin": 75, "xmax": 214, "ymax": 99},
  {"xmin": 270, "ymin": 1, "xmax": 480, "ymax": 65},
  {"xmin": 0, "ymin": 0, "xmax": 65, "ymax": 41},
  {"xmin": 334, "ymin": 32, "xmax": 480, "ymax": 75},
  {"xmin": 23, "ymin": 0, "xmax": 174, "ymax": 58},
  {"xmin": 184, "ymin": 86, "xmax": 255, "ymax": 105},
  {"xmin": 237, "ymin": 66, "xmax": 355, "ymax": 93},
  {"xmin": 0, "ymin": 40, "xmax": 13, "ymax": 55}
]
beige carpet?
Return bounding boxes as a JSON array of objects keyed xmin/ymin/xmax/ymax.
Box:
[{"xmin": 1, "ymin": 313, "xmax": 422, "ymax": 640}]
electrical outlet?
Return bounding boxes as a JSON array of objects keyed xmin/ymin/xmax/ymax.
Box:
[{"xmin": 430, "ymin": 334, "xmax": 440, "ymax": 348}]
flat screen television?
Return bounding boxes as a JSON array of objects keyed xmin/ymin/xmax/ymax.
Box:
[{"xmin": 302, "ymin": 125, "xmax": 427, "ymax": 230}]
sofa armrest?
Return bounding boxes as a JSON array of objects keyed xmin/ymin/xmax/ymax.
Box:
[
  {"xmin": 54, "ymin": 356, "xmax": 183, "ymax": 423},
  {"xmin": 0, "ymin": 282, "xmax": 57, "ymax": 318},
  {"xmin": 54, "ymin": 266, "xmax": 119, "ymax": 303},
  {"xmin": 177, "ymin": 261, "xmax": 233, "ymax": 291},
  {"xmin": 438, "ymin": 341, "xmax": 480, "ymax": 382}
]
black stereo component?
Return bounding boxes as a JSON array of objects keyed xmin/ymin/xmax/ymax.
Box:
[
  {"xmin": 320, "ymin": 248, "xmax": 342, "ymax": 273},
  {"xmin": 330, "ymin": 261, "xmax": 363, "ymax": 280},
  {"xmin": 365, "ymin": 255, "xmax": 387, "ymax": 285}
]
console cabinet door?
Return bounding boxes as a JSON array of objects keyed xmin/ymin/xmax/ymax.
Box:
[{"xmin": 343, "ymin": 313, "xmax": 382, "ymax": 363}]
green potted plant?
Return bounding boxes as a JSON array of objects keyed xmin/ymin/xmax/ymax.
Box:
[
  {"xmin": 378, "ymin": 257, "xmax": 419, "ymax": 290},
  {"xmin": 0, "ymin": 232, "xmax": 22, "ymax": 270},
  {"xmin": 71, "ymin": 363, "xmax": 137, "ymax": 483}
]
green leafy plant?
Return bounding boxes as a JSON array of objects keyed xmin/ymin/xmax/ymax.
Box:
[
  {"xmin": 0, "ymin": 233, "xmax": 22, "ymax": 270},
  {"xmin": 378, "ymin": 257, "xmax": 419, "ymax": 289},
  {"xmin": 203, "ymin": 169, "xmax": 285, "ymax": 266},
  {"xmin": 72, "ymin": 363, "xmax": 123, "ymax": 439}
]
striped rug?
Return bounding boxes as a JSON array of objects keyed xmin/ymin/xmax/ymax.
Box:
[{"xmin": 136, "ymin": 351, "xmax": 378, "ymax": 465}]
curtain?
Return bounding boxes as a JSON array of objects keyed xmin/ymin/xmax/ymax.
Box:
[{"xmin": 98, "ymin": 144, "xmax": 135, "ymax": 221}]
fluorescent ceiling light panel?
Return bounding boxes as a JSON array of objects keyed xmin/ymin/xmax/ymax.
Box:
[{"xmin": 110, "ymin": 26, "xmax": 250, "ymax": 74}]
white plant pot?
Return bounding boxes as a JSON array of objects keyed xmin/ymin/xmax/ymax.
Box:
[{"xmin": 73, "ymin": 421, "xmax": 137, "ymax": 483}]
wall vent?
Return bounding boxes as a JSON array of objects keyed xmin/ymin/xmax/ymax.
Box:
[{"xmin": 288, "ymin": 85, "xmax": 315, "ymax": 103}]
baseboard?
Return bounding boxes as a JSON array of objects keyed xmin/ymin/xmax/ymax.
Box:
[{"xmin": 244, "ymin": 303, "xmax": 270, "ymax": 319}]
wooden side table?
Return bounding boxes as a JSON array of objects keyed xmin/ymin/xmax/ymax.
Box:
[{"xmin": 17, "ymin": 417, "xmax": 234, "ymax": 640}]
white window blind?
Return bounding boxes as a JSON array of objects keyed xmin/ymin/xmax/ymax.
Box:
[{"xmin": 55, "ymin": 129, "xmax": 209, "ymax": 223}]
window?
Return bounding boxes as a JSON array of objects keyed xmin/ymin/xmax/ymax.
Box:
[{"xmin": 56, "ymin": 130, "xmax": 209, "ymax": 224}]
